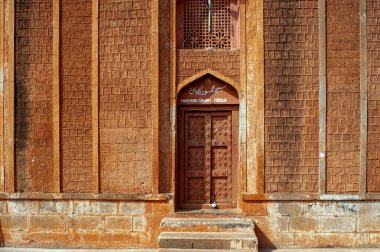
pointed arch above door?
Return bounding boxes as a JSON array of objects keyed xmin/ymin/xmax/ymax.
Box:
[{"xmin": 177, "ymin": 69, "xmax": 240, "ymax": 106}]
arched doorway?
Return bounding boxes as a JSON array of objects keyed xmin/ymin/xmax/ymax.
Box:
[{"xmin": 176, "ymin": 73, "xmax": 239, "ymax": 210}]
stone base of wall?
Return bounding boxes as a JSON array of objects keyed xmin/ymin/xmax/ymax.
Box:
[
  {"xmin": 249, "ymin": 202, "xmax": 380, "ymax": 248},
  {"xmin": 1, "ymin": 200, "xmax": 380, "ymax": 248},
  {"xmin": 0, "ymin": 200, "xmax": 172, "ymax": 248}
]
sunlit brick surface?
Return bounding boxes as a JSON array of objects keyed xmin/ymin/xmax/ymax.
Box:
[
  {"xmin": 367, "ymin": 0, "xmax": 380, "ymax": 193},
  {"xmin": 264, "ymin": 0, "xmax": 319, "ymax": 193},
  {"xmin": 99, "ymin": 0, "xmax": 153, "ymax": 193},
  {"xmin": 177, "ymin": 50, "xmax": 240, "ymax": 84},
  {"xmin": 326, "ymin": 0, "xmax": 360, "ymax": 193},
  {"xmin": 60, "ymin": 0, "xmax": 93, "ymax": 193}
]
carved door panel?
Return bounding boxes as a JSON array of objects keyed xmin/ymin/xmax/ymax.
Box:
[
  {"xmin": 210, "ymin": 113, "xmax": 233, "ymax": 204},
  {"xmin": 184, "ymin": 113, "xmax": 206, "ymax": 204},
  {"xmin": 178, "ymin": 108, "xmax": 237, "ymax": 209}
]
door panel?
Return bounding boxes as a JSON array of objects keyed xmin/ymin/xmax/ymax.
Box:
[
  {"xmin": 185, "ymin": 114, "xmax": 206, "ymax": 204},
  {"xmin": 178, "ymin": 108, "xmax": 237, "ymax": 209},
  {"xmin": 210, "ymin": 113, "xmax": 232, "ymax": 204}
]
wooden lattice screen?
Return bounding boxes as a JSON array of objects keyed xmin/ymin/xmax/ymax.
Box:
[{"xmin": 181, "ymin": 0, "xmax": 233, "ymax": 49}]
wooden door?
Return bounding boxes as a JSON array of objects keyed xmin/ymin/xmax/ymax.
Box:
[{"xmin": 177, "ymin": 107, "xmax": 238, "ymax": 209}]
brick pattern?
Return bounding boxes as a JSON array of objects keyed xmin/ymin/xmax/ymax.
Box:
[
  {"xmin": 264, "ymin": 0, "xmax": 319, "ymax": 193},
  {"xmin": 367, "ymin": 0, "xmax": 380, "ymax": 192},
  {"xmin": 15, "ymin": 0, "xmax": 54, "ymax": 192},
  {"xmin": 60, "ymin": 0, "xmax": 93, "ymax": 193},
  {"xmin": 326, "ymin": 0, "xmax": 360, "ymax": 193},
  {"xmin": 177, "ymin": 50, "xmax": 240, "ymax": 84},
  {"xmin": 99, "ymin": 0, "xmax": 153, "ymax": 193}
]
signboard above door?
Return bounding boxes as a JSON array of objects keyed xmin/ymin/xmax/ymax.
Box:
[{"xmin": 177, "ymin": 76, "xmax": 239, "ymax": 105}]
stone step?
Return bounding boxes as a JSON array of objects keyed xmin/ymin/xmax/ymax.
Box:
[
  {"xmin": 160, "ymin": 217, "xmax": 254, "ymax": 233},
  {"xmin": 158, "ymin": 232, "xmax": 258, "ymax": 250}
]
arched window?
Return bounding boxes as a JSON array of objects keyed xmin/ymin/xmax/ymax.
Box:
[{"xmin": 177, "ymin": 0, "xmax": 239, "ymax": 49}]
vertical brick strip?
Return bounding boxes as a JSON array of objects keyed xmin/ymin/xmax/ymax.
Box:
[
  {"xmin": 264, "ymin": 0, "xmax": 320, "ymax": 193},
  {"xmin": 0, "ymin": 0, "xmax": 4, "ymax": 191},
  {"xmin": 152, "ymin": 0, "xmax": 159, "ymax": 194},
  {"xmin": 169, "ymin": 0, "xmax": 177, "ymax": 193},
  {"xmin": 239, "ymin": 0, "xmax": 247, "ymax": 195},
  {"xmin": 359, "ymin": 0, "xmax": 367, "ymax": 194},
  {"xmin": 15, "ymin": 0, "xmax": 54, "ymax": 192},
  {"xmin": 319, "ymin": 0, "xmax": 326, "ymax": 194},
  {"xmin": 246, "ymin": 0, "xmax": 256, "ymax": 193},
  {"xmin": 326, "ymin": 0, "xmax": 360, "ymax": 193},
  {"xmin": 255, "ymin": 0, "xmax": 265, "ymax": 194},
  {"xmin": 53, "ymin": 0, "xmax": 60, "ymax": 193},
  {"xmin": 366, "ymin": 0, "xmax": 380, "ymax": 192},
  {"xmin": 245, "ymin": 0, "xmax": 266, "ymax": 194},
  {"xmin": 158, "ymin": 0, "xmax": 171, "ymax": 193},
  {"xmin": 60, "ymin": 0, "xmax": 93, "ymax": 192},
  {"xmin": 92, "ymin": 0, "xmax": 99, "ymax": 193},
  {"xmin": 5, "ymin": 0, "xmax": 15, "ymax": 192}
]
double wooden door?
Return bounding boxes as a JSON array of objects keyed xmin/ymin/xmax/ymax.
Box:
[{"xmin": 177, "ymin": 107, "xmax": 238, "ymax": 209}]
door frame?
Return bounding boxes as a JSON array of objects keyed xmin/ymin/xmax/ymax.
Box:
[{"xmin": 176, "ymin": 105, "xmax": 239, "ymax": 210}]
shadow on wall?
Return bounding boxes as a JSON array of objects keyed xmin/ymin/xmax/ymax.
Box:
[
  {"xmin": 14, "ymin": 0, "xmax": 53, "ymax": 192},
  {"xmin": 14, "ymin": 1, "xmax": 30, "ymax": 192},
  {"xmin": 255, "ymin": 225, "xmax": 276, "ymax": 249},
  {"xmin": 158, "ymin": 0, "xmax": 171, "ymax": 193}
]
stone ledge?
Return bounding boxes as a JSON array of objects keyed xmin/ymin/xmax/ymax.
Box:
[
  {"xmin": 242, "ymin": 193, "xmax": 380, "ymax": 201},
  {"xmin": 160, "ymin": 217, "xmax": 254, "ymax": 232},
  {"xmin": 0, "ymin": 192, "xmax": 173, "ymax": 201}
]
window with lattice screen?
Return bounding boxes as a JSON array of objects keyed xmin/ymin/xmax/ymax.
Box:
[{"xmin": 177, "ymin": 0, "xmax": 239, "ymax": 49}]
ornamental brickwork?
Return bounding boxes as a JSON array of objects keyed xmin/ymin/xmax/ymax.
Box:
[
  {"xmin": 367, "ymin": 0, "xmax": 380, "ymax": 193},
  {"xmin": 60, "ymin": 0, "xmax": 93, "ymax": 193},
  {"xmin": 326, "ymin": 0, "xmax": 360, "ymax": 193},
  {"xmin": 15, "ymin": 0, "xmax": 54, "ymax": 192},
  {"xmin": 177, "ymin": 50, "xmax": 240, "ymax": 84},
  {"xmin": 99, "ymin": 0, "xmax": 153, "ymax": 193},
  {"xmin": 264, "ymin": 0, "xmax": 319, "ymax": 193}
]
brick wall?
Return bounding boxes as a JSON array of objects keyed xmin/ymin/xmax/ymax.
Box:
[
  {"xmin": 60, "ymin": 0, "xmax": 93, "ymax": 193},
  {"xmin": 15, "ymin": 0, "xmax": 54, "ymax": 192},
  {"xmin": 177, "ymin": 50, "xmax": 240, "ymax": 85},
  {"xmin": 326, "ymin": 0, "xmax": 360, "ymax": 193},
  {"xmin": 263, "ymin": 0, "xmax": 319, "ymax": 193},
  {"xmin": 367, "ymin": 0, "xmax": 380, "ymax": 193},
  {"xmin": 99, "ymin": 0, "xmax": 153, "ymax": 193}
]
